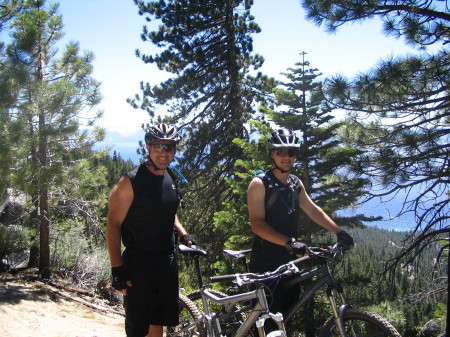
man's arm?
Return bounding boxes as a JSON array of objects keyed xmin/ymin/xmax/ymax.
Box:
[
  {"xmin": 106, "ymin": 175, "xmax": 134, "ymax": 267},
  {"xmin": 174, "ymin": 215, "xmax": 197, "ymax": 246},
  {"xmin": 174, "ymin": 214, "xmax": 188, "ymax": 239},
  {"xmin": 247, "ymin": 177, "xmax": 291, "ymax": 245},
  {"xmin": 298, "ymin": 181, "xmax": 342, "ymax": 234}
]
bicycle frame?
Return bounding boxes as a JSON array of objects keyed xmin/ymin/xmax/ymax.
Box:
[
  {"xmin": 222, "ymin": 248, "xmax": 350, "ymax": 336},
  {"xmin": 178, "ymin": 245, "xmax": 288, "ymax": 337},
  {"xmin": 199, "ymin": 285, "xmax": 285, "ymax": 337},
  {"xmin": 282, "ymin": 257, "xmax": 349, "ymax": 335}
]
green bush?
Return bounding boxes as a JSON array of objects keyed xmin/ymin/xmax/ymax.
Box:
[
  {"xmin": 0, "ymin": 224, "xmax": 31, "ymax": 261},
  {"xmin": 50, "ymin": 219, "xmax": 110, "ymax": 290},
  {"xmin": 367, "ymin": 301, "xmax": 406, "ymax": 333}
]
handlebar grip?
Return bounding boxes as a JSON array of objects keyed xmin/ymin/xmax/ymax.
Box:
[
  {"xmin": 210, "ymin": 274, "xmax": 236, "ymax": 283},
  {"xmin": 291, "ymin": 255, "xmax": 311, "ymax": 265}
]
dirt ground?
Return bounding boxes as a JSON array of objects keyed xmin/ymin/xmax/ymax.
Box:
[{"xmin": 0, "ymin": 271, "xmax": 126, "ymax": 337}]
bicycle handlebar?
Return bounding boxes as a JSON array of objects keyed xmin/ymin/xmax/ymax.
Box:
[
  {"xmin": 210, "ymin": 274, "xmax": 239, "ymax": 283},
  {"xmin": 209, "ymin": 245, "xmax": 346, "ymax": 286},
  {"xmin": 209, "ymin": 258, "xmax": 306, "ymax": 285}
]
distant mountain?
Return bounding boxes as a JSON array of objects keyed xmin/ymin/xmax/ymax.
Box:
[{"xmin": 94, "ymin": 130, "xmax": 142, "ymax": 164}]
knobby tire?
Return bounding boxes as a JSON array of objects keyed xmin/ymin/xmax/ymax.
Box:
[
  {"xmin": 167, "ymin": 294, "xmax": 204, "ymax": 337},
  {"xmin": 318, "ymin": 308, "xmax": 402, "ymax": 337}
]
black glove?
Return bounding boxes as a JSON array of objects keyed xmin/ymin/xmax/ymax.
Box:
[
  {"xmin": 337, "ymin": 231, "xmax": 354, "ymax": 250},
  {"xmin": 179, "ymin": 234, "xmax": 196, "ymax": 246},
  {"xmin": 111, "ymin": 266, "xmax": 130, "ymax": 291},
  {"xmin": 285, "ymin": 238, "xmax": 309, "ymax": 255}
]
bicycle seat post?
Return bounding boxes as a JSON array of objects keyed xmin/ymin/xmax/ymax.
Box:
[
  {"xmin": 241, "ymin": 258, "xmax": 248, "ymax": 273},
  {"xmin": 193, "ymin": 255, "xmax": 204, "ymax": 288}
]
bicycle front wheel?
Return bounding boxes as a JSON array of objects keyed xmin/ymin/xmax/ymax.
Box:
[
  {"xmin": 318, "ymin": 308, "xmax": 401, "ymax": 337},
  {"xmin": 167, "ymin": 294, "xmax": 204, "ymax": 337}
]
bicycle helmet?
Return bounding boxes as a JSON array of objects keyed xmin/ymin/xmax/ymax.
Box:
[
  {"xmin": 145, "ymin": 123, "xmax": 180, "ymax": 145},
  {"xmin": 268, "ymin": 129, "xmax": 300, "ymax": 149}
]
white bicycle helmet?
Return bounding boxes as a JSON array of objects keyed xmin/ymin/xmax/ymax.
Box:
[
  {"xmin": 145, "ymin": 123, "xmax": 180, "ymax": 145},
  {"xmin": 268, "ymin": 129, "xmax": 300, "ymax": 149}
]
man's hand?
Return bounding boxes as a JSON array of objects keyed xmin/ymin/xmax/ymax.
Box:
[
  {"xmin": 180, "ymin": 234, "xmax": 196, "ymax": 247},
  {"xmin": 111, "ymin": 266, "xmax": 131, "ymax": 294},
  {"xmin": 285, "ymin": 238, "xmax": 309, "ymax": 256},
  {"xmin": 337, "ymin": 231, "xmax": 354, "ymax": 250}
]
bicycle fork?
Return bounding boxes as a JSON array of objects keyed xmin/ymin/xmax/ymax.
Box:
[
  {"xmin": 327, "ymin": 288, "xmax": 351, "ymax": 337},
  {"xmin": 255, "ymin": 288, "xmax": 287, "ymax": 337}
]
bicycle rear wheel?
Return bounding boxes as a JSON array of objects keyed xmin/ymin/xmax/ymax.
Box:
[
  {"xmin": 166, "ymin": 294, "xmax": 204, "ymax": 337},
  {"xmin": 318, "ymin": 308, "xmax": 401, "ymax": 337}
]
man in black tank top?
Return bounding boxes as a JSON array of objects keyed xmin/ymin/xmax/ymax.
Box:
[
  {"xmin": 106, "ymin": 124, "xmax": 196, "ymax": 337},
  {"xmin": 247, "ymin": 129, "xmax": 354, "ymax": 319}
]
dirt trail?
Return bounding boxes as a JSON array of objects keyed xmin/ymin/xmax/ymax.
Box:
[{"xmin": 0, "ymin": 272, "xmax": 125, "ymax": 337}]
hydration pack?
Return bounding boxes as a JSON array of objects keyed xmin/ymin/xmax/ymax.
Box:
[
  {"xmin": 255, "ymin": 170, "xmax": 302, "ymax": 214},
  {"xmin": 167, "ymin": 166, "xmax": 188, "ymax": 208}
]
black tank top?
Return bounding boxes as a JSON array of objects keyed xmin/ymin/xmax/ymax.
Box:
[
  {"xmin": 250, "ymin": 170, "xmax": 301, "ymax": 272},
  {"xmin": 121, "ymin": 164, "xmax": 179, "ymax": 254}
]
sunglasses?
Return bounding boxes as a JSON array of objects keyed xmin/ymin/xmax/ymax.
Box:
[
  {"xmin": 151, "ymin": 143, "xmax": 176, "ymax": 153},
  {"xmin": 274, "ymin": 148, "xmax": 297, "ymax": 157}
]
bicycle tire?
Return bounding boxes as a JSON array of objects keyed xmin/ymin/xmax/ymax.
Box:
[
  {"xmin": 187, "ymin": 290, "xmax": 252, "ymax": 336},
  {"xmin": 166, "ymin": 294, "xmax": 204, "ymax": 337},
  {"xmin": 318, "ymin": 308, "xmax": 402, "ymax": 337}
]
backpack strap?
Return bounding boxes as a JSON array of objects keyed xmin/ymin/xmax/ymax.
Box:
[
  {"xmin": 166, "ymin": 166, "xmax": 185, "ymax": 209},
  {"xmin": 256, "ymin": 172, "xmax": 278, "ymax": 210},
  {"xmin": 255, "ymin": 170, "xmax": 302, "ymax": 214}
]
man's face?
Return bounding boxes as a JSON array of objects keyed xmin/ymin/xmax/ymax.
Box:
[
  {"xmin": 147, "ymin": 141, "xmax": 176, "ymax": 169},
  {"xmin": 271, "ymin": 148, "xmax": 297, "ymax": 170}
]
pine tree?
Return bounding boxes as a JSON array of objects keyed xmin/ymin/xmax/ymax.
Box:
[
  {"xmin": 4, "ymin": 0, "xmax": 103, "ymax": 278},
  {"xmin": 301, "ymin": 1, "xmax": 449, "ymax": 331},
  {"xmin": 129, "ymin": 0, "xmax": 275, "ymax": 243},
  {"xmin": 264, "ymin": 53, "xmax": 372, "ymax": 242},
  {"xmin": 0, "ymin": 0, "xmax": 26, "ymax": 194},
  {"xmin": 212, "ymin": 55, "xmax": 373, "ymax": 277},
  {"xmin": 0, "ymin": 0, "xmax": 24, "ymax": 30}
]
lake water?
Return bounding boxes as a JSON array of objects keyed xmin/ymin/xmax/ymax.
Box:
[{"xmin": 341, "ymin": 196, "xmax": 418, "ymax": 232}]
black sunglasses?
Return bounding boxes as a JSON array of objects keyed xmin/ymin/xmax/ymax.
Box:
[
  {"xmin": 274, "ymin": 148, "xmax": 297, "ymax": 157},
  {"xmin": 151, "ymin": 144, "xmax": 176, "ymax": 152}
]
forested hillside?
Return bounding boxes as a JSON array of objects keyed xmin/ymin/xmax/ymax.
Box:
[
  {"xmin": 336, "ymin": 226, "xmax": 446, "ymax": 336},
  {"xmin": 177, "ymin": 224, "xmax": 447, "ymax": 336}
]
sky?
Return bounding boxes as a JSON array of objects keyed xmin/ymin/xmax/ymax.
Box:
[{"xmin": 57, "ymin": 0, "xmax": 423, "ymax": 165}]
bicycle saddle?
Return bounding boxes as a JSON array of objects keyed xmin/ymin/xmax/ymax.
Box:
[
  {"xmin": 178, "ymin": 244, "xmax": 207, "ymax": 256},
  {"xmin": 223, "ymin": 249, "xmax": 252, "ymax": 259}
]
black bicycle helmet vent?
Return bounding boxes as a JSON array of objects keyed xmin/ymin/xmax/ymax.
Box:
[
  {"xmin": 145, "ymin": 123, "xmax": 180, "ymax": 144},
  {"xmin": 268, "ymin": 129, "xmax": 300, "ymax": 149}
]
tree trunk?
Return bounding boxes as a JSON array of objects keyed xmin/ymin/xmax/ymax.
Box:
[
  {"xmin": 36, "ymin": 38, "xmax": 50, "ymax": 279},
  {"xmin": 38, "ymin": 187, "xmax": 50, "ymax": 279},
  {"xmin": 28, "ymin": 244, "xmax": 39, "ymax": 268},
  {"xmin": 27, "ymin": 197, "xmax": 40, "ymax": 268},
  {"xmin": 37, "ymin": 107, "xmax": 50, "ymax": 279}
]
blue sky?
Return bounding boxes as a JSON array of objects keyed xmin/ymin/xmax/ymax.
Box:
[{"xmin": 57, "ymin": 0, "xmax": 422, "ymax": 164}]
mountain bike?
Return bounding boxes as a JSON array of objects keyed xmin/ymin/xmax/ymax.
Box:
[
  {"xmin": 170, "ymin": 244, "xmax": 295, "ymax": 337},
  {"xmin": 176, "ymin": 244, "xmax": 402, "ymax": 337}
]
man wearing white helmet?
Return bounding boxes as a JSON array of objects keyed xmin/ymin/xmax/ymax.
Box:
[
  {"xmin": 247, "ymin": 128, "xmax": 354, "ymax": 318},
  {"xmin": 106, "ymin": 123, "xmax": 195, "ymax": 337}
]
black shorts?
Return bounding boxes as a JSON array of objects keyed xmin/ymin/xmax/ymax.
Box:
[{"xmin": 123, "ymin": 250, "xmax": 179, "ymax": 337}]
